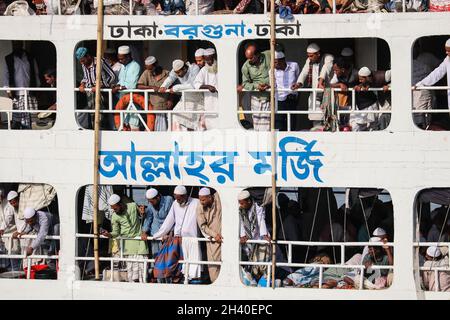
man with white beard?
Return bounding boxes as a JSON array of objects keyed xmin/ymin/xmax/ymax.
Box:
[
  {"xmin": 194, "ymin": 48, "xmax": 219, "ymax": 130},
  {"xmin": 153, "ymin": 185, "xmax": 202, "ymax": 282}
]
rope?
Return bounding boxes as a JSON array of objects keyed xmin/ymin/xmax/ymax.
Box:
[
  {"xmin": 304, "ymin": 189, "xmax": 321, "ymax": 263},
  {"xmin": 326, "ymin": 190, "xmax": 337, "ymax": 264}
]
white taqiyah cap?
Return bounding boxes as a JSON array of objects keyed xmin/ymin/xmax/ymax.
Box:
[
  {"xmin": 369, "ymin": 236, "xmax": 381, "ymax": 243},
  {"xmin": 446, "ymin": 38, "xmax": 450, "ymax": 47},
  {"xmin": 23, "ymin": 207, "xmax": 36, "ymax": 219},
  {"xmin": 145, "ymin": 188, "xmax": 158, "ymax": 200},
  {"xmin": 358, "ymin": 67, "xmax": 372, "ymax": 77},
  {"xmin": 427, "ymin": 246, "xmax": 442, "ymax": 257},
  {"xmin": 372, "ymin": 227, "xmax": 387, "ymax": 237},
  {"xmin": 195, "ymin": 48, "xmax": 205, "ymax": 57},
  {"xmin": 199, "ymin": 188, "xmax": 211, "ymax": 196},
  {"xmin": 174, "ymin": 185, "xmax": 187, "ymax": 195},
  {"xmin": 145, "ymin": 56, "xmax": 156, "ymax": 65},
  {"xmin": 385, "ymin": 70, "xmax": 391, "ymax": 83},
  {"xmin": 204, "ymin": 48, "xmax": 216, "ymax": 56},
  {"xmin": 118, "ymin": 45, "xmax": 130, "ymax": 55},
  {"xmin": 275, "ymin": 51, "xmax": 285, "ymax": 59},
  {"xmin": 306, "ymin": 43, "xmax": 320, "ymax": 53},
  {"xmin": 108, "ymin": 194, "xmax": 121, "ymax": 206},
  {"xmin": 172, "ymin": 59, "xmax": 185, "ymax": 72},
  {"xmin": 7, "ymin": 191, "xmax": 18, "ymax": 201},
  {"xmin": 341, "ymin": 47, "xmax": 354, "ymax": 57},
  {"xmin": 238, "ymin": 190, "xmax": 251, "ymax": 201}
]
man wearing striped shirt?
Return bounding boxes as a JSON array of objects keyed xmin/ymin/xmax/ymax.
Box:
[{"xmin": 76, "ymin": 47, "xmax": 116, "ymax": 130}]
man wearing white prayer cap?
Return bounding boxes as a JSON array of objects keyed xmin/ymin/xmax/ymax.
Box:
[
  {"xmin": 292, "ymin": 42, "xmax": 334, "ymax": 127},
  {"xmin": 238, "ymin": 189, "xmax": 270, "ymax": 281},
  {"xmin": 102, "ymin": 194, "xmax": 149, "ymax": 282},
  {"xmin": 422, "ymin": 245, "xmax": 450, "ymax": 291},
  {"xmin": 351, "ymin": 66, "xmax": 379, "ymax": 131},
  {"xmin": 160, "ymin": 57, "xmax": 202, "ymax": 131},
  {"xmin": 137, "ymin": 55, "xmax": 173, "ymax": 131},
  {"xmin": 363, "ymin": 235, "xmax": 393, "ymax": 285},
  {"xmin": 14, "ymin": 207, "xmax": 56, "ymax": 257},
  {"xmin": 197, "ymin": 187, "xmax": 223, "ymax": 282},
  {"xmin": 141, "ymin": 188, "xmax": 174, "ymax": 260},
  {"xmin": 112, "ymin": 45, "xmax": 141, "ymax": 102},
  {"xmin": 153, "ymin": 186, "xmax": 202, "ymax": 282},
  {"xmin": 194, "ymin": 48, "xmax": 206, "ymax": 68},
  {"xmin": 194, "ymin": 47, "xmax": 219, "ymax": 130},
  {"xmin": 0, "ymin": 189, "xmax": 21, "ymax": 264},
  {"xmin": 7, "ymin": 191, "xmax": 18, "ymax": 202},
  {"xmin": 273, "ymin": 48, "xmax": 300, "ymax": 131},
  {"xmin": 414, "ymin": 38, "xmax": 450, "ymax": 111}
]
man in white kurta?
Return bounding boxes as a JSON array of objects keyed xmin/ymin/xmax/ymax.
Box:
[
  {"xmin": 0, "ymin": 191, "xmax": 21, "ymax": 270},
  {"xmin": 152, "ymin": 186, "xmax": 202, "ymax": 280},
  {"xmin": 194, "ymin": 48, "xmax": 219, "ymax": 130},
  {"xmin": 415, "ymin": 38, "xmax": 450, "ymax": 111},
  {"xmin": 292, "ymin": 43, "xmax": 334, "ymax": 126},
  {"xmin": 160, "ymin": 60, "xmax": 202, "ymax": 131}
]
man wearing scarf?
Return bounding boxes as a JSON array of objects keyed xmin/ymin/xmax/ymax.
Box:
[
  {"xmin": 153, "ymin": 185, "xmax": 202, "ymax": 282},
  {"xmin": 238, "ymin": 190, "xmax": 271, "ymax": 281},
  {"xmin": 196, "ymin": 187, "xmax": 222, "ymax": 283},
  {"xmin": 194, "ymin": 48, "xmax": 219, "ymax": 130}
]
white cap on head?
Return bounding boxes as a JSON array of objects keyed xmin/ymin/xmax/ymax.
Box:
[
  {"xmin": 306, "ymin": 43, "xmax": 320, "ymax": 53},
  {"xmin": 427, "ymin": 246, "xmax": 442, "ymax": 258},
  {"xmin": 369, "ymin": 236, "xmax": 381, "ymax": 243},
  {"xmin": 145, "ymin": 188, "xmax": 158, "ymax": 200},
  {"xmin": 108, "ymin": 194, "xmax": 121, "ymax": 206},
  {"xmin": 145, "ymin": 56, "xmax": 156, "ymax": 65},
  {"xmin": 199, "ymin": 187, "xmax": 211, "ymax": 197},
  {"xmin": 238, "ymin": 190, "xmax": 251, "ymax": 201},
  {"xmin": 275, "ymin": 51, "xmax": 285, "ymax": 59},
  {"xmin": 7, "ymin": 191, "xmax": 18, "ymax": 201},
  {"xmin": 341, "ymin": 47, "xmax": 354, "ymax": 57},
  {"xmin": 372, "ymin": 227, "xmax": 387, "ymax": 237},
  {"xmin": 385, "ymin": 70, "xmax": 391, "ymax": 83},
  {"xmin": 446, "ymin": 38, "xmax": 450, "ymax": 47},
  {"xmin": 172, "ymin": 59, "xmax": 185, "ymax": 72},
  {"xmin": 23, "ymin": 207, "xmax": 36, "ymax": 219},
  {"xmin": 358, "ymin": 67, "xmax": 372, "ymax": 77},
  {"xmin": 195, "ymin": 48, "xmax": 205, "ymax": 57},
  {"xmin": 174, "ymin": 185, "xmax": 187, "ymax": 195},
  {"xmin": 204, "ymin": 48, "xmax": 215, "ymax": 56},
  {"xmin": 118, "ymin": 45, "xmax": 130, "ymax": 55}
]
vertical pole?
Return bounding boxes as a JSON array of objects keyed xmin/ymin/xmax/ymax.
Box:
[
  {"xmin": 269, "ymin": 0, "xmax": 277, "ymax": 290},
  {"xmin": 93, "ymin": 0, "xmax": 104, "ymax": 281}
]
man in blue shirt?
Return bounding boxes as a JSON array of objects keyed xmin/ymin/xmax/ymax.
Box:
[{"xmin": 141, "ymin": 188, "xmax": 174, "ymax": 258}]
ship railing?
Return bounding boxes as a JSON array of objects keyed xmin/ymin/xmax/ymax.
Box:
[
  {"xmin": 412, "ymin": 86, "xmax": 450, "ymax": 114},
  {"xmin": 74, "ymin": 88, "xmax": 217, "ymax": 131},
  {"xmin": 239, "ymin": 87, "xmax": 391, "ymax": 131},
  {"xmin": 0, "ymin": 87, "xmax": 57, "ymax": 130},
  {"xmin": 0, "ymin": 234, "xmax": 60, "ymax": 279},
  {"xmin": 414, "ymin": 242, "xmax": 450, "ymax": 292},
  {"xmin": 240, "ymin": 239, "xmax": 394, "ymax": 289},
  {"xmin": 42, "ymin": 0, "xmax": 416, "ymax": 15},
  {"xmin": 76, "ymin": 233, "xmax": 221, "ymax": 284}
]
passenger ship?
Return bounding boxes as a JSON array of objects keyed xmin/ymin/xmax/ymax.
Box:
[{"xmin": 0, "ymin": 0, "xmax": 449, "ymax": 300}]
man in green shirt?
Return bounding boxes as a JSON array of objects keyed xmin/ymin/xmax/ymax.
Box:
[
  {"xmin": 102, "ymin": 194, "xmax": 149, "ymax": 283},
  {"xmin": 237, "ymin": 42, "xmax": 271, "ymax": 131}
]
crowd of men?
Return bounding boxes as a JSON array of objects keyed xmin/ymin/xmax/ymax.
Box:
[
  {"xmin": 238, "ymin": 41, "xmax": 392, "ymax": 131},
  {"xmin": 75, "ymin": 45, "xmax": 218, "ymax": 131},
  {"xmin": 0, "ymin": 186, "xmax": 59, "ymax": 278},
  {"xmin": 1, "ymin": 41, "xmax": 56, "ymax": 130},
  {"xmin": 1, "ymin": 0, "xmax": 448, "ymax": 15},
  {"xmin": 79, "ymin": 185, "xmax": 223, "ymax": 283}
]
